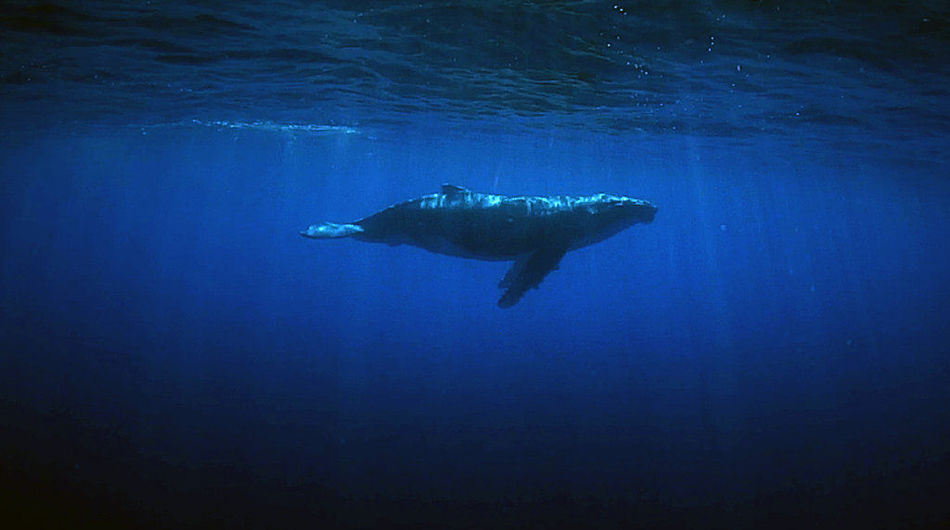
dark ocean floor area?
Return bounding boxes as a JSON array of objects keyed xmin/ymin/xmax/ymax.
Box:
[{"xmin": 3, "ymin": 400, "xmax": 949, "ymax": 530}]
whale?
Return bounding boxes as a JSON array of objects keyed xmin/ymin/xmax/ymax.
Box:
[{"xmin": 301, "ymin": 184, "xmax": 657, "ymax": 307}]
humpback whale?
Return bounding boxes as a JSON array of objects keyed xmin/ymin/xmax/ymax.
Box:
[{"xmin": 301, "ymin": 185, "xmax": 657, "ymax": 307}]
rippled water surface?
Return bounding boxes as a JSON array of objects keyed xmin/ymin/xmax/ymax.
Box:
[{"xmin": 2, "ymin": 1, "xmax": 948, "ymax": 148}]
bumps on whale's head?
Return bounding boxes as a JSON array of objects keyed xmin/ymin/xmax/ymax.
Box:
[
  {"xmin": 626, "ymin": 197, "xmax": 658, "ymax": 223},
  {"xmin": 583, "ymin": 194, "xmax": 657, "ymax": 223}
]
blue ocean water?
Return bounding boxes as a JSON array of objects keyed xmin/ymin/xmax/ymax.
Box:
[{"xmin": 2, "ymin": 1, "xmax": 949, "ymax": 528}]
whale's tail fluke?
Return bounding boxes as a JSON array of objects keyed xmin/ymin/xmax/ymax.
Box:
[{"xmin": 300, "ymin": 222, "xmax": 364, "ymax": 239}]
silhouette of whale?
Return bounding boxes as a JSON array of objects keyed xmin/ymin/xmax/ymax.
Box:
[{"xmin": 301, "ymin": 184, "xmax": 657, "ymax": 307}]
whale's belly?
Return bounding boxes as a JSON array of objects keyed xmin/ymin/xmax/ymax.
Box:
[
  {"xmin": 403, "ymin": 217, "xmax": 542, "ymax": 260},
  {"xmin": 358, "ymin": 205, "xmax": 562, "ymax": 260}
]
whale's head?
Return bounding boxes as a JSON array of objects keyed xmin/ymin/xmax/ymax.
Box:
[
  {"xmin": 568, "ymin": 194, "xmax": 657, "ymax": 250},
  {"xmin": 590, "ymin": 195, "xmax": 657, "ymax": 224}
]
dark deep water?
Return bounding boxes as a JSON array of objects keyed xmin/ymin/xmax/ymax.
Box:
[{"xmin": 2, "ymin": 1, "xmax": 950, "ymax": 528}]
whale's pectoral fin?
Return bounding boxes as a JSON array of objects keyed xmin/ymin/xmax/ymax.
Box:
[{"xmin": 498, "ymin": 246, "xmax": 568, "ymax": 308}]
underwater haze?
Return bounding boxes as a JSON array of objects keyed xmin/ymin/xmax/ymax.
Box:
[{"xmin": 2, "ymin": 1, "xmax": 950, "ymax": 528}]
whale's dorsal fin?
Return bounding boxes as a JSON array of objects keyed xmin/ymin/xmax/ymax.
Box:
[
  {"xmin": 498, "ymin": 246, "xmax": 568, "ymax": 308},
  {"xmin": 441, "ymin": 184, "xmax": 470, "ymax": 197}
]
